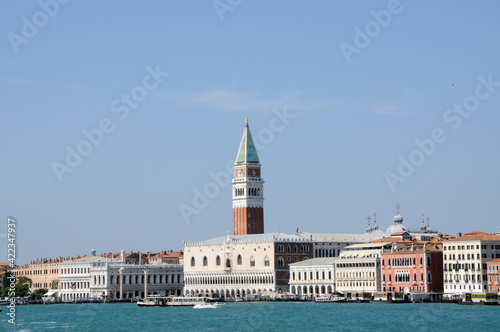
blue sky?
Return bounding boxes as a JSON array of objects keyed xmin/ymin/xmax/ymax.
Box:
[{"xmin": 1, "ymin": 1, "xmax": 500, "ymax": 264}]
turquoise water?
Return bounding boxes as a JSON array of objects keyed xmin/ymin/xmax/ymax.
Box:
[{"xmin": 1, "ymin": 302, "xmax": 498, "ymax": 331}]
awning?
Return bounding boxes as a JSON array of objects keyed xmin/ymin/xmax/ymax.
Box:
[{"xmin": 43, "ymin": 291, "xmax": 58, "ymax": 297}]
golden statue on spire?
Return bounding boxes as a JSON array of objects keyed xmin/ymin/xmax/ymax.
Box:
[{"xmin": 245, "ymin": 117, "xmax": 248, "ymax": 124}]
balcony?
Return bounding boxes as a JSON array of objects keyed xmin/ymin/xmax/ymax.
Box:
[{"xmin": 419, "ymin": 281, "xmax": 424, "ymax": 284}]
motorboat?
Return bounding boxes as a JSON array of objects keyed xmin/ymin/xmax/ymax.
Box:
[
  {"xmin": 193, "ymin": 302, "xmax": 225, "ymax": 309},
  {"xmin": 330, "ymin": 296, "xmax": 346, "ymax": 302}
]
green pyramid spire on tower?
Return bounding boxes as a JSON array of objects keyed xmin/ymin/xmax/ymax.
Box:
[{"xmin": 235, "ymin": 118, "xmax": 260, "ymax": 164}]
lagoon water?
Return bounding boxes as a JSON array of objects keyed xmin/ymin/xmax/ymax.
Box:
[{"xmin": 1, "ymin": 302, "xmax": 498, "ymax": 331}]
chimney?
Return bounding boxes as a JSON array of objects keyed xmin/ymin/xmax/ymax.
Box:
[{"xmin": 457, "ymin": 232, "xmax": 462, "ymax": 237}]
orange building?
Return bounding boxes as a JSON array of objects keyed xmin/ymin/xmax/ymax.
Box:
[
  {"xmin": 12, "ymin": 258, "xmax": 68, "ymax": 291},
  {"xmin": 381, "ymin": 242, "xmax": 444, "ymax": 293},
  {"xmin": 487, "ymin": 258, "xmax": 500, "ymax": 293}
]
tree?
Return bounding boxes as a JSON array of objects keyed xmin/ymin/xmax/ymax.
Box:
[
  {"xmin": 32, "ymin": 288, "xmax": 48, "ymax": 300},
  {"xmin": 1, "ymin": 284, "xmax": 29, "ymax": 297},
  {"xmin": 2, "ymin": 271, "xmax": 11, "ymax": 290},
  {"xmin": 17, "ymin": 276, "xmax": 32, "ymax": 288}
]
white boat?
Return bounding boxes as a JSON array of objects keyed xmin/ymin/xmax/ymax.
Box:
[
  {"xmin": 315, "ymin": 296, "xmax": 331, "ymax": 303},
  {"xmin": 193, "ymin": 302, "xmax": 225, "ymax": 309},
  {"xmin": 165, "ymin": 296, "xmax": 206, "ymax": 306},
  {"xmin": 137, "ymin": 295, "xmax": 169, "ymax": 307},
  {"xmin": 330, "ymin": 296, "xmax": 346, "ymax": 302},
  {"xmin": 315, "ymin": 295, "xmax": 346, "ymax": 303}
]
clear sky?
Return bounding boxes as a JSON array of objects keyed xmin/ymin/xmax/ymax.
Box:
[{"xmin": 1, "ymin": 1, "xmax": 500, "ymax": 264}]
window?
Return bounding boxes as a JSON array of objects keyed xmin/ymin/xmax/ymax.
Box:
[
  {"xmin": 226, "ymin": 259, "xmax": 231, "ymax": 268},
  {"xmin": 190, "ymin": 257, "xmax": 195, "ymax": 267},
  {"xmin": 216, "ymin": 255, "xmax": 221, "ymax": 266},
  {"xmin": 278, "ymin": 245, "xmax": 285, "ymax": 252},
  {"xmin": 250, "ymin": 256, "xmax": 255, "ymax": 267},
  {"xmin": 264, "ymin": 256, "xmax": 270, "ymax": 266},
  {"xmin": 287, "ymin": 256, "xmax": 291, "ymax": 262},
  {"xmin": 203, "ymin": 256, "xmax": 208, "ymax": 266},
  {"xmin": 287, "ymin": 245, "xmax": 291, "ymax": 253},
  {"xmin": 294, "ymin": 245, "xmax": 298, "ymax": 253},
  {"xmin": 277, "ymin": 257, "xmax": 284, "ymax": 267},
  {"xmin": 237, "ymin": 255, "xmax": 242, "ymax": 265}
]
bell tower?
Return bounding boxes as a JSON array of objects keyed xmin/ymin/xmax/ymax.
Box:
[{"xmin": 232, "ymin": 118, "xmax": 264, "ymax": 235}]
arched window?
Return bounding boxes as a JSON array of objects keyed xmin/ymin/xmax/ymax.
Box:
[
  {"xmin": 277, "ymin": 257, "xmax": 284, "ymax": 267},
  {"xmin": 203, "ymin": 256, "xmax": 208, "ymax": 266},
  {"xmin": 237, "ymin": 255, "xmax": 242, "ymax": 265},
  {"xmin": 287, "ymin": 245, "xmax": 291, "ymax": 253},
  {"xmin": 216, "ymin": 255, "xmax": 221, "ymax": 266},
  {"xmin": 294, "ymin": 245, "xmax": 298, "ymax": 253},
  {"xmin": 191, "ymin": 257, "xmax": 195, "ymax": 267},
  {"xmin": 226, "ymin": 258, "xmax": 231, "ymax": 268},
  {"xmin": 250, "ymin": 256, "xmax": 255, "ymax": 267},
  {"xmin": 264, "ymin": 256, "xmax": 270, "ymax": 266},
  {"xmin": 389, "ymin": 274, "xmax": 392, "ymax": 282},
  {"xmin": 383, "ymin": 274, "xmax": 386, "ymax": 281}
]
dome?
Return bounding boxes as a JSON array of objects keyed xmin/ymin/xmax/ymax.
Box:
[
  {"xmin": 393, "ymin": 214, "xmax": 403, "ymax": 223},
  {"xmin": 386, "ymin": 202, "xmax": 408, "ymax": 234},
  {"xmin": 386, "ymin": 223, "xmax": 409, "ymax": 234}
]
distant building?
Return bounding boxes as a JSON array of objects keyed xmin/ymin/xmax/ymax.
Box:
[
  {"xmin": 146, "ymin": 251, "xmax": 184, "ymax": 265},
  {"xmin": 365, "ymin": 205, "xmax": 439, "ymax": 241},
  {"xmin": 289, "ymin": 258, "xmax": 336, "ymax": 298},
  {"xmin": 183, "ymin": 232, "xmax": 313, "ymax": 297},
  {"xmin": 335, "ymin": 235, "xmax": 414, "ymax": 294},
  {"xmin": 487, "ymin": 259, "xmax": 500, "ymax": 293},
  {"xmin": 59, "ymin": 249, "xmax": 183, "ymax": 301},
  {"xmin": 443, "ymin": 231, "xmax": 500, "ymax": 294},
  {"xmin": 12, "ymin": 257, "xmax": 69, "ymax": 292},
  {"xmin": 296, "ymin": 232, "xmax": 387, "ymax": 258},
  {"xmin": 381, "ymin": 242, "xmax": 444, "ymax": 294}
]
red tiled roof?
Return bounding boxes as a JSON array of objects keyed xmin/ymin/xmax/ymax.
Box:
[
  {"xmin": 446, "ymin": 231, "xmax": 500, "ymax": 242},
  {"xmin": 371, "ymin": 237, "xmax": 412, "ymax": 244},
  {"xmin": 488, "ymin": 258, "xmax": 500, "ymax": 263}
]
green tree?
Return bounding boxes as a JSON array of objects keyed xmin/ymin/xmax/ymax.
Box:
[
  {"xmin": 1, "ymin": 284, "xmax": 29, "ymax": 297},
  {"xmin": 2, "ymin": 271, "xmax": 12, "ymax": 290},
  {"xmin": 32, "ymin": 288, "xmax": 48, "ymax": 300},
  {"xmin": 17, "ymin": 276, "xmax": 32, "ymax": 288}
]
